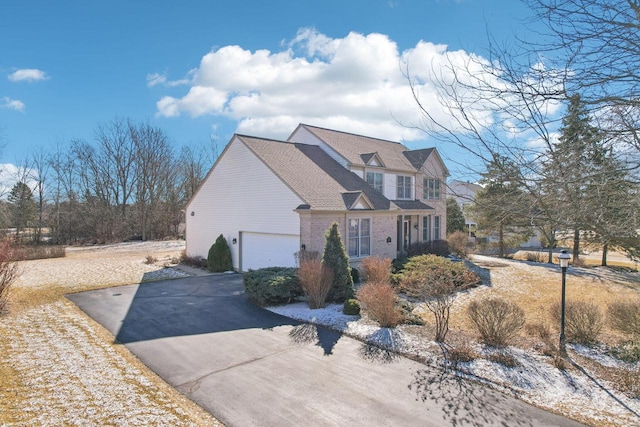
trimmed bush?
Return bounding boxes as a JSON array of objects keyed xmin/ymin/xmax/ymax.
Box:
[
  {"xmin": 608, "ymin": 301, "xmax": 640, "ymax": 339},
  {"xmin": 397, "ymin": 254, "xmax": 477, "ymax": 342},
  {"xmin": 297, "ymin": 259, "xmax": 333, "ymax": 309},
  {"xmin": 343, "ymin": 298, "xmax": 361, "ymax": 315},
  {"xmin": 360, "ymin": 256, "xmax": 391, "ymax": 284},
  {"xmin": 356, "ymin": 281, "xmax": 400, "ymax": 328},
  {"xmin": 468, "ymin": 297, "xmax": 525, "ymax": 347},
  {"xmin": 243, "ymin": 267, "xmax": 301, "ymax": 306},
  {"xmin": 551, "ymin": 301, "xmax": 604, "ymax": 346},
  {"xmin": 406, "ymin": 240, "xmax": 449, "ymax": 257},
  {"xmin": 322, "ymin": 223, "xmax": 354, "ymax": 302},
  {"xmin": 207, "ymin": 234, "xmax": 233, "ymax": 272},
  {"xmin": 396, "ymin": 254, "xmax": 479, "ymax": 297}
]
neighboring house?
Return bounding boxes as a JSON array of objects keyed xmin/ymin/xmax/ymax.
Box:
[
  {"xmin": 185, "ymin": 124, "xmax": 449, "ymax": 271},
  {"xmin": 447, "ymin": 180, "xmax": 483, "ymax": 234},
  {"xmin": 447, "ymin": 179, "xmax": 543, "ymax": 248}
]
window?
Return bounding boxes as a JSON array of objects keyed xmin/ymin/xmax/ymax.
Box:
[
  {"xmin": 423, "ymin": 215, "xmax": 431, "ymax": 241},
  {"xmin": 434, "ymin": 216, "xmax": 441, "ymax": 240},
  {"xmin": 423, "ymin": 178, "xmax": 441, "ymax": 200},
  {"xmin": 348, "ymin": 218, "xmax": 371, "ymax": 257},
  {"xmin": 397, "ymin": 175, "xmax": 412, "ymax": 199},
  {"xmin": 366, "ymin": 172, "xmax": 383, "ymax": 193}
]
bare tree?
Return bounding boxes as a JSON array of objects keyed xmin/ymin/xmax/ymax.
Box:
[
  {"xmin": 29, "ymin": 148, "xmax": 50, "ymax": 243},
  {"xmin": 129, "ymin": 121, "xmax": 173, "ymax": 240}
]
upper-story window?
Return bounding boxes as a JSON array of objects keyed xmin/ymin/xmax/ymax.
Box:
[
  {"xmin": 424, "ymin": 178, "xmax": 441, "ymax": 200},
  {"xmin": 396, "ymin": 175, "xmax": 412, "ymax": 199},
  {"xmin": 366, "ymin": 171, "xmax": 384, "ymax": 193}
]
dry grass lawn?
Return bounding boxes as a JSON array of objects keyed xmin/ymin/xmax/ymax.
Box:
[
  {"xmin": 0, "ymin": 241, "xmax": 223, "ymax": 426},
  {"xmin": 450, "ymin": 254, "xmax": 640, "ymax": 345}
]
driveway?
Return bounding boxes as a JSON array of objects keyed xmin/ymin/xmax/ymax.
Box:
[{"xmin": 68, "ymin": 274, "xmax": 583, "ymax": 427}]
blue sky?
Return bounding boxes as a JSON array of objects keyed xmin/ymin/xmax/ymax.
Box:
[{"xmin": 0, "ymin": 0, "xmax": 536, "ymax": 181}]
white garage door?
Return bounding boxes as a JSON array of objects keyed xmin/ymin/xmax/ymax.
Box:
[{"xmin": 240, "ymin": 232, "xmax": 300, "ymax": 271}]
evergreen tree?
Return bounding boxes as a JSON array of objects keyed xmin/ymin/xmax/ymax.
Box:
[
  {"xmin": 446, "ymin": 197, "xmax": 466, "ymax": 233},
  {"xmin": 468, "ymin": 155, "xmax": 532, "ymax": 257},
  {"xmin": 541, "ymin": 94, "xmax": 601, "ymax": 263},
  {"xmin": 208, "ymin": 234, "xmax": 233, "ymax": 272},
  {"xmin": 8, "ymin": 181, "xmax": 36, "ymax": 242},
  {"xmin": 322, "ymin": 223, "xmax": 354, "ymax": 302}
]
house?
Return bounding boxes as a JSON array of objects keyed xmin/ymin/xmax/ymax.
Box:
[
  {"xmin": 448, "ymin": 179, "xmax": 483, "ymax": 235},
  {"xmin": 185, "ymin": 124, "xmax": 449, "ymax": 271}
]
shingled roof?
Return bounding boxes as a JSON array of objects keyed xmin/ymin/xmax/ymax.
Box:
[
  {"xmin": 297, "ymin": 125, "xmax": 417, "ymax": 172},
  {"xmin": 238, "ymin": 135, "xmax": 392, "ymax": 211}
]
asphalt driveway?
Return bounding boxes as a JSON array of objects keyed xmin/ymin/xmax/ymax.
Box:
[{"xmin": 68, "ymin": 274, "xmax": 583, "ymax": 427}]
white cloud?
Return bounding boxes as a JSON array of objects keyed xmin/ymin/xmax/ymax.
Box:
[
  {"xmin": 8, "ymin": 68, "xmax": 49, "ymax": 82},
  {"xmin": 154, "ymin": 28, "xmax": 558, "ymax": 144},
  {"xmin": 146, "ymin": 71, "xmax": 194, "ymax": 88},
  {"xmin": 1, "ymin": 97, "xmax": 25, "ymax": 112}
]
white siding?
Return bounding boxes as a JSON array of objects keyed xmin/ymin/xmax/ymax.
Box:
[
  {"xmin": 288, "ymin": 126, "xmax": 349, "ymax": 168},
  {"xmin": 185, "ymin": 137, "xmax": 303, "ymax": 270}
]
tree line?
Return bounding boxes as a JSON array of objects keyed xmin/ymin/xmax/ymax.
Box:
[
  {"xmin": 414, "ymin": 0, "xmax": 640, "ymax": 266},
  {"xmin": 2, "ymin": 117, "xmax": 216, "ymax": 245}
]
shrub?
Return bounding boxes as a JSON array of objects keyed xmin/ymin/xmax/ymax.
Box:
[
  {"xmin": 351, "ymin": 267, "xmax": 360, "ymax": 284},
  {"xmin": 343, "ymin": 298, "xmax": 361, "ymax": 315},
  {"xmin": 447, "ymin": 231, "xmax": 469, "ymax": 258},
  {"xmin": 144, "ymin": 255, "xmax": 157, "ymax": 265},
  {"xmin": 399, "ymin": 258, "xmax": 465, "ymax": 342},
  {"xmin": 0, "ymin": 240, "xmax": 19, "ymax": 315},
  {"xmin": 396, "ymin": 299, "xmax": 424, "ymax": 325},
  {"xmin": 10, "ymin": 244, "xmax": 66, "ymax": 261},
  {"xmin": 243, "ymin": 267, "xmax": 301, "ymax": 306},
  {"xmin": 525, "ymin": 251, "xmax": 546, "ymax": 263},
  {"xmin": 487, "ymin": 351, "xmax": 519, "ymax": 368},
  {"xmin": 608, "ymin": 300, "xmax": 640, "ymax": 339},
  {"xmin": 406, "ymin": 240, "xmax": 449, "ymax": 257},
  {"xmin": 447, "ymin": 341, "xmax": 478, "ymax": 369},
  {"xmin": 610, "ymin": 340, "xmax": 640, "ymax": 364},
  {"xmin": 467, "ymin": 298, "xmax": 525, "ymax": 347},
  {"xmin": 397, "ymin": 254, "xmax": 479, "ymax": 297},
  {"xmin": 207, "ymin": 234, "xmax": 233, "ymax": 272},
  {"xmin": 297, "ymin": 259, "xmax": 333, "ymax": 309},
  {"xmin": 525, "ymin": 322, "xmax": 556, "ymax": 357},
  {"xmin": 356, "ymin": 281, "xmax": 400, "ymax": 328},
  {"xmin": 180, "ymin": 252, "xmax": 208, "ymax": 269},
  {"xmin": 551, "ymin": 301, "xmax": 604, "ymax": 346},
  {"xmin": 322, "ymin": 223, "xmax": 354, "ymax": 302},
  {"xmin": 360, "ymin": 257, "xmax": 392, "ymax": 284}
]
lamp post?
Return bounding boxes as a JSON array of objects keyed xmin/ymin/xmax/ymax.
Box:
[{"xmin": 558, "ymin": 250, "xmax": 571, "ymax": 355}]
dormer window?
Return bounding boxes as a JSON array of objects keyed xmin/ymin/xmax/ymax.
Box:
[
  {"xmin": 397, "ymin": 175, "xmax": 412, "ymax": 200},
  {"xmin": 366, "ymin": 171, "xmax": 383, "ymax": 193}
]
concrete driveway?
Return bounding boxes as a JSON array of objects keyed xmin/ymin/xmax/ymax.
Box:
[{"xmin": 68, "ymin": 274, "xmax": 583, "ymax": 427}]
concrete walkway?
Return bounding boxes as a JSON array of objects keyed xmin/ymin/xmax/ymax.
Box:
[{"xmin": 68, "ymin": 275, "xmax": 584, "ymax": 427}]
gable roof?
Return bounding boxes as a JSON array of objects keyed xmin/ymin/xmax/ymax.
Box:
[
  {"xmin": 238, "ymin": 135, "xmax": 392, "ymax": 211},
  {"xmin": 295, "ymin": 124, "xmax": 417, "ymax": 172},
  {"xmin": 293, "ymin": 124, "xmax": 447, "ymax": 176}
]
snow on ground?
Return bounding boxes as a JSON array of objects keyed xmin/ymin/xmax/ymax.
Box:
[
  {"xmin": 2, "ymin": 240, "xmax": 221, "ymax": 426},
  {"xmin": 268, "ymin": 302, "xmax": 640, "ymax": 427}
]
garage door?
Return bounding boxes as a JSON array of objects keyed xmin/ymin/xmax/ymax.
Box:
[{"xmin": 240, "ymin": 232, "xmax": 300, "ymax": 271}]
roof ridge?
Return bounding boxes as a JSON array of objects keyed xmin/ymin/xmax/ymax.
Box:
[{"xmin": 300, "ymin": 123, "xmax": 405, "ymax": 146}]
